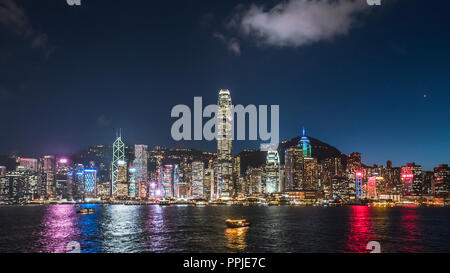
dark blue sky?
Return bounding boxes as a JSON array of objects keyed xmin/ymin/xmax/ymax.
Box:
[{"xmin": 0, "ymin": 0, "xmax": 449, "ymax": 170}]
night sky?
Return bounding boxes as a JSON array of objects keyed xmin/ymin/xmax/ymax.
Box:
[{"xmin": 0, "ymin": 0, "xmax": 449, "ymax": 170}]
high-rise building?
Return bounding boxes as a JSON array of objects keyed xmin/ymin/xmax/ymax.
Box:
[
  {"xmin": 112, "ymin": 132, "xmax": 125, "ymax": 197},
  {"xmin": 83, "ymin": 169, "xmax": 97, "ymax": 199},
  {"xmin": 433, "ymin": 164, "xmax": 450, "ymax": 197},
  {"xmin": 401, "ymin": 163, "xmax": 422, "ymax": 195},
  {"xmin": 0, "ymin": 166, "xmax": 6, "ymax": 177},
  {"xmin": 246, "ymin": 167, "xmax": 264, "ymax": 195},
  {"xmin": 42, "ymin": 155, "xmax": 56, "ymax": 199},
  {"xmin": 129, "ymin": 167, "xmax": 136, "ymax": 198},
  {"xmin": 19, "ymin": 158, "xmax": 38, "ymax": 171},
  {"xmin": 116, "ymin": 160, "xmax": 129, "ymax": 199},
  {"xmin": 203, "ymin": 168, "xmax": 214, "ymax": 200},
  {"xmin": 367, "ymin": 175, "xmax": 377, "ymax": 199},
  {"xmin": 285, "ymin": 128, "xmax": 319, "ymax": 192},
  {"xmin": 157, "ymin": 164, "xmax": 179, "ymax": 198},
  {"xmin": 133, "ymin": 144, "xmax": 148, "ymax": 199},
  {"xmin": 216, "ymin": 89, "xmax": 233, "ymax": 198},
  {"xmin": 191, "ymin": 161, "xmax": 204, "ymax": 198},
  {"xmin": 265, "ymin": 150, "xmax": 280, "ymax": 193},
  {"xmin": 0, "ymin": 169, "xmax": 40, "ymax": 203}
]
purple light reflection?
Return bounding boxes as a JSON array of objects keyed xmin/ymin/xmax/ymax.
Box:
[{"xmin": 32, "ymin": 205, "xmax": 78, "ymax": 253}]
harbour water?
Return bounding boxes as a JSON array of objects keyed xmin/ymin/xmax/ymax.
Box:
[{"xmin": 0, "ymin": 205, "xmax": 449, "ymax": 253}]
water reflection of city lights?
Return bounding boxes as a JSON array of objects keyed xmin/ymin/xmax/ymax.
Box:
[{"xmin": 225, "ymin": 227, "xmax": 248, "ymax": 251}]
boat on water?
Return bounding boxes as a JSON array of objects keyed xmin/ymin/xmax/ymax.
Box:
[
  {"xmin": 76, "ymin": 208, "xmax": 95, "ymax": 214},
  {"xmin": 158, "ymin": 200, "xmax": 170, "ymax": 206},
  {"xmin": 195, "ymin": 200, "xmax": 208, "ymax": 206},
  {"xmin": 225, "ymin": 219, "xmax": 251, "ymax": 228}
]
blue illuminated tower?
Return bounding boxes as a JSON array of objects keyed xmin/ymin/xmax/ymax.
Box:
[
  {"xmin": 297, "ymin": 127, "xmax": 312, "ymax": 158},
  {"xmin": 84, "ymin": 169, "xmax": 97, "ymax": 198},
  {"xmin": 355, "ymin": 171, "xmax": 364, "ymax": 199}
]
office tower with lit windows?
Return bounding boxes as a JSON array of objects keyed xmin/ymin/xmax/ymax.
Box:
[
  {"xmin": 245, "ymin": 167, "xmax": 264, "ymax": 195},
  {"xmin": 233, "ymin": 156, "xmax": 241, "ymax": 195},
  {"xmin": 157, "ymin": 164, "xmax": 180, "ymax": 198},
  {"xmin": 19, "ymin": 158, "xmax": 38, "ymax": 171},
  {"xmin": 112, "ymin": 132, "xmax": 125, "ymax": 197},
  {"xmin": 71, "ymin": 164, "xmax": 85, "ymax": 201},
  {"xmin": 42, "ymin": 155, "xmax": 56, "ymax": 199},
  {"xmin": 216, "ymin": 89, "xmax": 233, "ymax": 198},
  {"xmin": 191, "ymin": 161, "xmax": 204, "ymax": 198},
  {"xmin": 285, "ymin": 128, "xmax": 319, "ymax": 192},
  {"xmin": 401, "ymin": 163, "xmax": 422, "ymax": 195},
  {"xmin": 265, "ymin": 150, "xmax": 280, "ymax": 193},
  {"xmin": 116, "ymin": 160, "xmax": 129, "ymax": 199},
  {"xmin": 83, "ymin": 169, "xmax": 97, "ymax": 199},
  {"xmin": 133, "ymin": 144, "xmax": 148, "ymax": 199},
  {"xmin": 433, "ymin": 164, "xmax": 450, "ymax": 197},
  {"xmin": 0, "ymin": 169, "xmax": 40, "ymax": 203},
  {"xmin": 321, "ymin": 157, "xmax": 344, "ymax": 199},
  {"xmin": 203, "ymin": 168, "xmax": 214, "ymax": 200}
]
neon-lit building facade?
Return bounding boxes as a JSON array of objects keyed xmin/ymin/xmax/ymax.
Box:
[
  {"xmin": 355, "ymin": 171, "xmax": 364, "ymax": 199},
  {"xmin": 83, "ymin": 169, "xmax": 97, "ymax": 198},
  {"xmin": 157, "ymin": 164, "xmax": 179, "ymax": 198},
  {"xmin": 367, "ymin": 175, "xmax": 377, "ymax": 199},
  {"xmin": 401, "ymin": 163, "xmax": 422, "ymax": 195},
  {"xmin": 129, "ymin": 168, "xmax": 136, "ymax": 198},
  {"xmin": 297, "ymin": 128, "xmax": 312, "ymax": 158}
]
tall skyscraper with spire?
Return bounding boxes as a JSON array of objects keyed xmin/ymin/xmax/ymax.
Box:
[
  {"xmin": 111, "ymin": 130, "xmax": 125, "ymax": 197},
  {"xmin": 216, "ymin": 89, "xmax": 233, "ymax": 198},
  {"xmin": 298, "ymin": 127, "xmax": 312, "ymax": 158},
  {"xmin": 285, "ymin": 127, "xmax": 319, "ymax": 192}
]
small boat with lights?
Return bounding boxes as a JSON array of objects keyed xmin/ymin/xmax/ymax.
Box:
[
  {"xmin": 225, "ymin": 219, "xmax": 251, "ymax": 228},
  {"xmin": 158, "ymin": 199, "xmax": 170, "ymax": 206},
  {"xmin": 76, "ymin": 208, "xmax": 95, "ymax": 214}
]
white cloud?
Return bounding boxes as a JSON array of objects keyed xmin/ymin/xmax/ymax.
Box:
[
  {"xmin": 230, "ymin": 0, "xmax": 368, "ymax": 48},
  {"xmin": 0, "ymin": 0, "xmax": 50, "ymax": 55},
  {"xmin": 213, "ymin": 32, "xmax": 241, "ymax": 55}
]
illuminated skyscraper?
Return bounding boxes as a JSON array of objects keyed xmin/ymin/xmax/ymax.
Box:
[
  {"xmin": 129, "ymin": 167, "xmax": 136, "ymax": 198},
  {"xmin": 133, "ymin": 144, "xmax": 148, "ymax": 199},
  {"xmin": 111, "ymin": 131, "xmax": 125, "ymax": 197},
  {"xmin": 265, "ymin": 150, "xmax": 280, "ymax": 193},
  {"xmin": 83, "ymin": 169, "xmax": 97, "ymax": 199},
  {"xmin": 355, "ymin": 171, "xmax": 364, "ymax": 199},
  {"xmin": 401, "ymin": 163, "xmax": 422, "ymax": 195},
  {"xmin": 42, "ymin": 155, "xmax": 56, "ymax": 200},
  {"xmin": 367, "ymin": 175, "xmax": 377, "ymax": 199},
  {"xmin": 216, "ymin": 89, "xmax": 233, "ymax": 198},
  {"xmin": 285, "ymin": 128, "xmax": 319, "ymax": 192},
  {"xmin": 433, "ymin": 164, "xmax": 450, "ymax": 197},
  {"xmin": 191, "ymin": 161, "xmax": 204, "ymax": 198},
  {"xmin": 157, "ymin": 164, "xmax": 179, "ymax": 198},
  {"xmin": 0, "ymin": 166, "xmax": 6, "ymax": 177},
  {"xmin": 298, "ymin": 128, "xmax": 311, "ymax": 158},
  {"xmin": 19, "ymin": 158, "xmax": 38, "ymax": 171},
  {"xmin": 203, "ymin": 168, "xmax": 214, "ymax": 200},
  {"xmin": 116, "ymin": 160, "xmax": 129, "ymax": 199}
]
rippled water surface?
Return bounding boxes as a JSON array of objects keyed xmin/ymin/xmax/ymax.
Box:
[{"xmin": 0, "ymin": 205, "xmax": 449, "ymax": 253}]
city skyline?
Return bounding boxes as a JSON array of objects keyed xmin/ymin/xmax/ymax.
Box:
[{"xmin": 0, "ymin": 0, "xmax": 449, "ymax": 171}]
